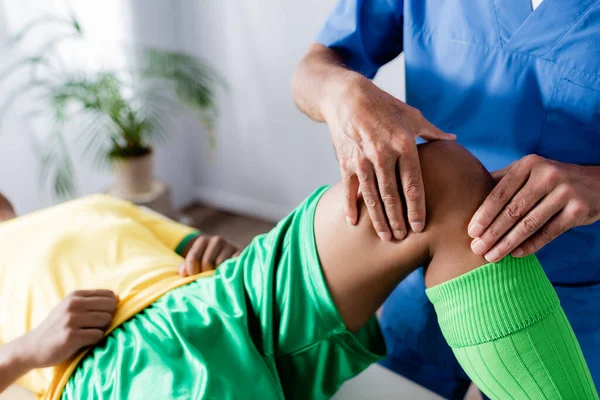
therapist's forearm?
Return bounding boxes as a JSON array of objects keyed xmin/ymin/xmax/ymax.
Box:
[
  {"xmin": 291, "ymin": 43, "xmax": 366, "ymax": 122},
  {"xmin": 0, "ymin": 338, "xmax": 35, "ymax": 393}
]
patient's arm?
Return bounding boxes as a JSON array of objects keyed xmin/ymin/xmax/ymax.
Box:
[
  {"xmin": 0, "ymin": 192, "xmax": 16, "ymax": 222},
  {"xmin": 315, "ymin": 140, "xmax": 492, "ymax": 332},
  {"xmin": 0, "ymin": 290, "xmax": 117, "ymax": 394}
]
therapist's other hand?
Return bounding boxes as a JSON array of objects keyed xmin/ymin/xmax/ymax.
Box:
[
  {"xmin": 19, "ymin": 290, "xmax": 117, "ymax": 368},
  {"xmin": 179, "ymin": 234, "xmax": 241, "ymax": 276},
  {"xmin": 322, "ymin": 74, "xmax": 455, "ymax": 241},
  {"xmin": 469, "ymin": 155, "xmax": 600, "ymax": 261}
]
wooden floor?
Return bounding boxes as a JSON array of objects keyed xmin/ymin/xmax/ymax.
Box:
[{"xmin": 181, "ymin": 203, "xmax": 276, "ymax": 247}]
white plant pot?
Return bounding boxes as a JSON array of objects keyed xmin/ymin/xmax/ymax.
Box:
[{"xmin": 112, "ymin": 151, "xmax": 154, "ymax": 197}]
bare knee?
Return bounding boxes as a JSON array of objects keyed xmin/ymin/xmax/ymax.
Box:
[{"xmin": 417, "ymin": 141, "xmax": 495, "ymax": 287}]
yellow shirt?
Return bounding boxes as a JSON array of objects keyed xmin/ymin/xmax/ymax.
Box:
[{"xmin": 0, "ymin": 195, "xmax": 210, "ymax": 399}]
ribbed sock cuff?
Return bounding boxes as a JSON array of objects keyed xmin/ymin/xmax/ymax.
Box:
[{"xmin": 426, "ymin": 255, "xmax": 560, "ymax": 348}]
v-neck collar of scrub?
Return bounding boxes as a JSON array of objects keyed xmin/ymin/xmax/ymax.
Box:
[{"xmin": 492, "ymin": 0, "xmax": 598, "ymax": 56}]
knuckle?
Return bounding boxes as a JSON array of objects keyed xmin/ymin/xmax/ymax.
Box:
[
  {"xmin": 66, "ymin": 313, "xmax": 78, "ymax": 328},
  {"xmin": 100, "ymin": 313, "xmax": 112, "ymax": 326},
  {"xmin": 500, "ymin": 238, "xmax": 515, "ymax": 251},
  {"xmin": 486, "ymin": 226, "xmax": 502, "ymax": 240},
  {"xmin": 521, "ymin": 215, "xmax": 540, "ymax": 234},
  {"xmin": 491, "ymin": 185, "xmax": 511, "ymax": 205},
  {"xmin": 66, "ymin": 298, "xmax": 80, "ymax": 312},
  {"xmin": 569, "ymin": 201, "xmax": 589, "ymax": 220},
  {"xmin": 408, "ymin": 209, "xmax": 424, "ymax": 223},
  {"xmin": 543, "ymin": 165, "xmax": 564, "ymax": 184},
  {"xmin": 62, "ymin": 330, "xmax": 75, "ymax": 344},
  {"xmin": 403, "ymin": 184, "xmax": 422, "ymax": 203},
  {"xmin": 363, "ymin": 195, "xmax": 379, "ymax": 209},
  {"xmin": 555, "ymin": 185, "xmax": 573, "ymax": 202},
  {"xmin": 523, "ymin": 154, "xmax": 541, "ymax": 167},
  {"xmin": 381, "ymin": 194, "xmax": 398, "ymax": 206},
  {"xmin": 339, "ymin": 158, "xmax": 350, "ymax": 172},
  {"xmin": 505, "ymin": 202, "xmax": 525, "ymax": 221},
  {"xmin": 389, "ymin": 220, "xmax": 403, "ymax": 230},
  {"xmin": 410, "ymin": 107, "xmax": 423, "ymax": 119},
  {"xmin": 396, "ymin": 139, "xmax": 411, "ymax": 153},
  {"xmin": 540, "ymin": 227, "xmax": 555, "ymax": 243}
]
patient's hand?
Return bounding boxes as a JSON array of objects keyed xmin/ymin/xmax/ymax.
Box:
[
  {"xmin": 19, "ymin": 289, "xmax": 118, "ymax": 368},
  {"xmin": 179, "ymin": 235, "xmax": 241, "ymax": 276}
]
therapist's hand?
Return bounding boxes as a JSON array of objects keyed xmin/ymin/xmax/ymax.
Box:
[
  {"xmin": 322, "ymin": 74, "xmax": 455, "ymax": 240},
  {"xmin": 468, "ymin": 155, "xmax": 600, "ymax": 262}
]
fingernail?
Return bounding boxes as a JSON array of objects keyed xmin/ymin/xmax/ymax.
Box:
[
  {"xmin": 178, "ymin": 264, "xmax": 185, "ymax": 276},
  {"xmin": 485, "ymin": 249, "xmax": 500, "ymax": 263},
  {"xmin": 393, "ymin": 230, "xmax": 406, "ymax": 240},
  {"xmin": 378, "ymin": 232, "xmax": 392, "ymax": 241},
  {"xmin": 346, "ymin": 217, "xmax": 354, "ymax": 225},
  {"xmin": 411, "ymin": 222, "xmax": 424, "ymax": 233},
  {"xmin": 468, "ymin": 223, "xmax": 484, "ymax": 238},
  {"xmin": 471, "ymin": 238, "xmax": 487, "ymax": 254},
  {"xmin": 512, "ymin": 248, "xmax": 524, "ymax": 257}
]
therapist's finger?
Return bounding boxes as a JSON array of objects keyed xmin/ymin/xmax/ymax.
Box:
[
  {"xmin": 376, "ymin": 159, "xmax": 406, "ymax": 240},
  {"xmin": 416, "ymin": 116, "xmax": 457, "ymax": 142},
  {"xmin": 357, "ymin": 160, "xmax": 391, "ymax": 241},
  {"xmin": 512, "ymin": 208, "xmax": 573, "ymax": 258},
  {"xmin": 399, "ymin": 147, "xmax": 425, "ymax": 233},
  {"xmin": 470, "ymin": 177, "xmax": 549, "ymax": 255},
  {"xmin": 341, "ymin": 168, "xmax": 359, "ymax": 225},
  {"xmin": 468, "ymin": 166, "xmax": 529, "ymax": 238},
  {"xmin": 484, "ymin": 194, "xmax": 565, "ymax": 262},
  {"xmin": 490, "ymin": 165, "xmax": 512, "ymax": 182}
]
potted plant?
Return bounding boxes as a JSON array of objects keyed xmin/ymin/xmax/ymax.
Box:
[{"xmin": 0, "ymin": 8, "xmax": 223, "ymax": 198}]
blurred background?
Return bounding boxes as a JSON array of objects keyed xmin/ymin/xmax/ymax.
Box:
[
  {"xmin": 1, "ymin": 1, "xmax": 459, "ymax": 399},
  {"xmin": 0, "ymin": 0, "xmax": 405, "ymax": 220}
]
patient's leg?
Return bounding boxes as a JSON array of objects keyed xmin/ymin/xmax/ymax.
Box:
[
  {"xmin": 315, "ymin": 140, "xmax": 598, "ymax": 399},
  {"xmin": 315, "ymin": 140, "xmax": 492, "ymax": 332}
]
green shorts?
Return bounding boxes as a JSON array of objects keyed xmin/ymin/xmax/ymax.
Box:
[{"xmin": 62, "ymin": 186, "xmax": 385, "ymax": 400}]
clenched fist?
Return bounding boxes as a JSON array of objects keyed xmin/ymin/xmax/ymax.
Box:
[{"xmin": 23, "ymin": 289, "xmax": 118, "ymax": 368}]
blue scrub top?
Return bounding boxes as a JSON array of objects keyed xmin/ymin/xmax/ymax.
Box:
[
  {"xmin": 317, "ymin": 0, "xmax": 600, "ymax": 382},
  {"xmin": 317, "ymin": 0, "xmax": 600, "ymax": 285}
]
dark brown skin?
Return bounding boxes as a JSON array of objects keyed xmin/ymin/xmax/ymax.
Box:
[
  {"xmin": 0, "ymin": 290, "xmax": 118, "ymax": 394},
  {"xmin": 315, "ymin": 140, "xmax": 494, "ymax": 332},
  {"xmin": 0, "ymin": 142, "xmax": 491, "ymax": 389},
  {"xmin": 0, "ymin": 193, "xmax": 16, "ymax": 222},
  {"xmin": 178, "ymin": 234, "xmax": 241, "ymax": 276}
]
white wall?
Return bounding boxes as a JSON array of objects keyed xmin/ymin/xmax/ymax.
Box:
[
  {"xmin": 178, "ymin": 0, "xmax": 405, "ymax": 221},
  {"xmin": 0, "ymin": 0, "xmax": 405, "ymax": 220},
  {"xmin": 0, "ymin": 0, "xmax": 196, "ymax": 213}
]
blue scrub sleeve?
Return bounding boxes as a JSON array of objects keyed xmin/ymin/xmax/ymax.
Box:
[{"xmin": 316, "ymin": 0, "xmax": 405, "ymax": 78}]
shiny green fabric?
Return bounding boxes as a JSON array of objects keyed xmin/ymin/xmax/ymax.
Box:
[{"xmin": 62, "ymin": 186, "xmax": 385, "ymax": 400}]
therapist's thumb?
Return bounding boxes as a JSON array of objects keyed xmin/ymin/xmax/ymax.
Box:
[{"xmin": 419, "ymin": 124, "xmax": 456, "ymax": 142}]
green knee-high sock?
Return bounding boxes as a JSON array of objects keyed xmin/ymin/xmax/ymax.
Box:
[{"xmin": 426, "ymin": 255, "xmax": 599, "ymax": 400}]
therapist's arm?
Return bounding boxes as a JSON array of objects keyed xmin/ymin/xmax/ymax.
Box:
[
  {"xmin": 0, "ymin": 290, "xmax": 117, "ymax": 393},
  {"xmin": 292, "ymin": 44, "xmax": 455, "ymax": 243}
]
